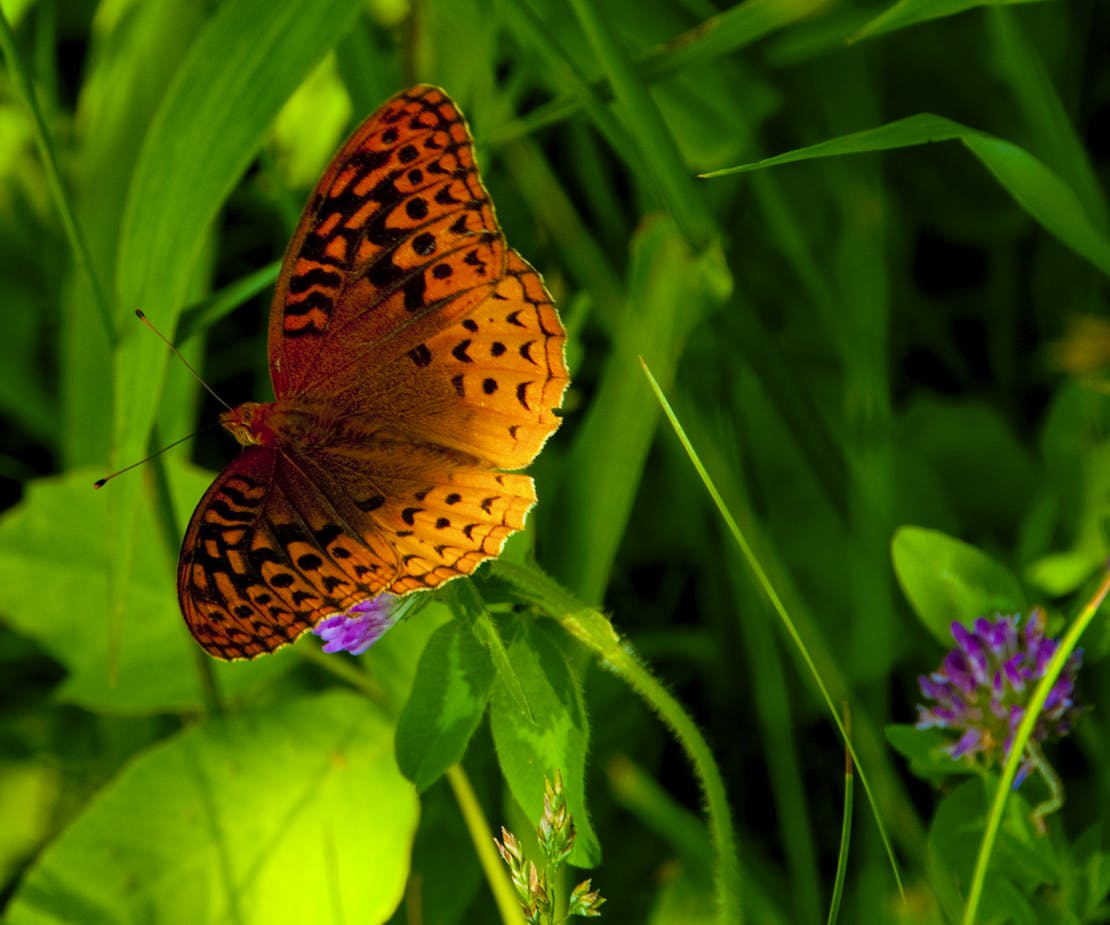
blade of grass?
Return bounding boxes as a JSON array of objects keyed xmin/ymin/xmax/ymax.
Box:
[
  {"xmin": 495, "ymin": 0, "xmax": 829, "ymax": 145},
  {"xmin": 827, "ymin": 705, "xmax": 853, "ymax": 925},
  {"xmin": 566, "ymin": 0, "xmax": 715, "ymax": 250},
  {"xmin": 639, "ymin": 357, "xmax": 905, "ymax": 899},
  {"xmin": 63, "ymin": 2, "xmax": 207, "ymax": 467},
  {"xmin": 501, "ymin": 2, "xmax": 643, "ymax": 174},
  {"xmin": 701, "ymin": 113, "xmax": 1110, "ymax": 278},
  {"xmin": 725, "ymin": 562, "xmax": 821, "ymax": 922},
  {"xmin": 497, "ymin": 135, "xmax": 624, "ymax": 338},
  {"xmin": 0, "ymin": 6, "xmax": 113, "ymax": 340},
  {"xmin": 852, "ymin": 0, "xmax": 1049, "ymax": 42},
  {"xmin": 645, "ymin": 0, "xmax": 834, "ymax": 76},
  {"xmin": 177, "ymin": 261, "xmax": 280, "ymax": 344},
  {"xmin": 986, "ymin": 7, "xmax": 1107, "ymax": 230}
]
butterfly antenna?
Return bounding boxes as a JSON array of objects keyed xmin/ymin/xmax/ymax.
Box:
[
  {"xmin": 93, "ymin": 424, "xmax": 221, "ymax": 489},
  {"xmin": 135, "ymin": 309, "xmax": 231, "ymax": 410}
]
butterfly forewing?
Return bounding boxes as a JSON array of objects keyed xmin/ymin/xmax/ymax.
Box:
[
  {"xmin": 270, "ymin": 84, "xmax": 506, "ymax": 400},
  {"xmin": 179, "ymin": 85, "xmax": 568, "ymax": 659}
]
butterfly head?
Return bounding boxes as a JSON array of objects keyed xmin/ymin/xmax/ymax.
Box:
[{"xmin": 220, "ymin": 402, "xmax": 276, "ymax": 448}]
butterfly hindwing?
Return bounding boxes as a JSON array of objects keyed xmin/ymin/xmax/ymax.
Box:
[{"xmin": 178, "ymin": 447, "xmax": 399, "ymax": 659}]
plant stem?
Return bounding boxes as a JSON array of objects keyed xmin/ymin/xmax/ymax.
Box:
[
  {"xmin": 446, "ymin": 764, "xmax": 527, "ymax": 925},
  {"xmin": 1026, "ymin": 741, "xmax": 1062, "ymax": 836}
]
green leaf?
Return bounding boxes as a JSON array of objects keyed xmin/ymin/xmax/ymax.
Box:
[
  {"xmin": 885, "ymin": 724, "xmax": 973, "ymax": 787},
  {"xmin": 702, "ymin": 113, "xmax": 1110, "ymax": 278},
  {"xmin": 447, "ymin": 580, "xmax": 532, "ymax": 720},
  {"xmin": 0, "ymin": 468, "xmax": 289, "ymax": 713},
  {"xmin": 4, "ymin": 691, "xmax": 419, "ymax": 925},
  {"xmin": 489, "ymin": 621, "xmax": 600, "ymax": 867},
  {"xmin": 891, "ymin": 526, "xmax": 1026, "ymax": 644},
  {"xmin": 927, "ymin": 779, "xmax": 1051, "ymax": 924},
  {"xmin": 1069, "ymin": 826, "xmax": 1110, "ymax": 921},
  {"xmin": 396, "ymin": 620, "xmax": 495, "ymax": 791}
]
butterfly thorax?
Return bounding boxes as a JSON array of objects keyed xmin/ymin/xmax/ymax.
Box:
[{"xmin": 220, "ymin": 400, "xmax": 346, "ymax": 452}]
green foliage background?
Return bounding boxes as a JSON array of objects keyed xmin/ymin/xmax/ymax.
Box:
[{"xmin": 1, "ymin": 0, "xmax": 1109, "ymax": 922}]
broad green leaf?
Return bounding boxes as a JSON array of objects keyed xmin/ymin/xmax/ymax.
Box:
[
  {"xmin": 702, "ymin": 113, "xmax": 1110, "ymax": 279},
  {"xmin": 446, "ymin": 580, "xmax": 532, "ymax": 720},
  {"xmin": 396, "ymin": 620, "xmax": 495, "ymax": 791},
  {"xmin": 891, "ymin": 526, "xmax": 1026, "ymax": 644},
  {"xmin": 0, "ymin": 468, "xmax": 289, "ymax": 713},
  {"xmin": 489, "ymin": 621, "xmax": 600, "ymax": 866},
  {"xmin": 4, "ymin": 691, "xmax": 419, "ymax": 925}
]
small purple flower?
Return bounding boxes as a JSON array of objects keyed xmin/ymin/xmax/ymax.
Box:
[
  {"xmin": 312, "ymin": 594, "xmax": 398, "ymax": 655},
  {"xmin": 916, "ymin": 608, "xmax": 1082, "ymax": 787}
]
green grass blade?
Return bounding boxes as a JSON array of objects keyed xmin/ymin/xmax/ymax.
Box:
[
  {"xmin": 566, "ymin": 0, "xmax": 715, "ymax": 250},
  {"xmin": 986, "ymin": 7, "xmax": 1108, "ymax": 230},
  {"xmin": 853, "ymin": 0, "xmax": 1049, "ymax": 42},
  {"xmin": 639, "ymin": 357, "xmax": 906, "ymax": 900},
  {"xmin": 177, "ymin": 261, "xmax": 280, "ymax": 345},
  {"xmin": 549, "ymin": 220, "xmax": 728, "ymax": 603},
  {"xmin": 644, "ymin": 0, "xmax": 834, "ymax": 75},
  {"xmin": 702, "ymin": 113, "xmax": 1110, "ymax": 278},
  {"xmin": 0, "ymin": 6, "xmax": 113, "ymax": 340},
  {"xmin": 827, "ymin": 706, "xmax": 854, "ymax": 925}
]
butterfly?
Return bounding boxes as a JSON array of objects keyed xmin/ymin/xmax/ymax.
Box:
[{"xmin": 178, "ymin": 85, "xmax": 568, "ymax": 659}]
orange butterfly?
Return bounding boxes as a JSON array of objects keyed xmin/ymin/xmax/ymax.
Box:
[{"xmin": 178, "ymin": 86, "xmax": 568, "ymax": 659}]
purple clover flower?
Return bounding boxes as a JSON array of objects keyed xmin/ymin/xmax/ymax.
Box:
[
  {"xmin": 916, "ymin": 608, "xmax": 1082, "ymax": 787},
  {"xmin": 312, "ymin": 594, "xmax": 398, "ymax": 655}
]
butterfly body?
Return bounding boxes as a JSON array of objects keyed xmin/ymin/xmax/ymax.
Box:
[
  {"xmin": 221, "ymin": 400, "xmax": 348, "ymax": 451},
  {"xmin": 178, "ymin": 86, "xmax": 568, "ymax": 660}
]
